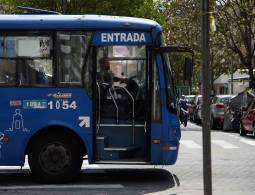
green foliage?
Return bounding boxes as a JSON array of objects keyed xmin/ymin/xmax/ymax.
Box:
[
  {"xmin": 2, "ymin": 0, "xmax": 253, "ymax": 90},
  {"xmin": 215, "ymin": 0, "xmax": 255, "ymax": 88},
  {"xmin": 161, "ymin": 0, "xmax": 202, "ymax": 90},
  {"xmin": 1, "ymin": 0, "xmax": 159, "ymax": 18}
]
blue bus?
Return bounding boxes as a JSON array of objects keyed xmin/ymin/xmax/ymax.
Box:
[{"xmin": 0, "ymin": 14, "xmax": 193, "ymax": 183}]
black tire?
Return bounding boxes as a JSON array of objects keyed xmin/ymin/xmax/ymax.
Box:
[
  {"xmin": 184, "ymin": 118, "xmax": 187, "ymax": 127},
  {"xmin": 239, "ymin": 122, "xmax": 246, "ymax": 136},
  {"xmin": 190, "ymin": 113, "xmax": 194, "ymax": 122},
  {"xmin": 28, "ymin": 131, "xmax": 83, "ymax": 183},
  {"xmin": 196, "ymin": 117, "xmax": 201, "ymax": 124},
  {"xmin": 210, "ymin": 115, "xmax": 216, "ymax": 130},
  {"xmin": 194, "ymin": 113, "xmax": 198, "ymax": 124},
  {"xmin": 253, "ymin": 123, "xmax": 255, "ymax": 138}
]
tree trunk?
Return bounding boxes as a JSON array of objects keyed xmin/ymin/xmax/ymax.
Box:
[{"xmin": 248, "ymin": 67, "xmax": 255, "ymax": 89}]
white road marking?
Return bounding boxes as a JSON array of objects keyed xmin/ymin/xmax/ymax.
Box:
[
  {"xmin": 180, "ymin": 140, "xmax": 202, "ymax": 149},
  {"xmin": 227, "ymin": 134, "xmax": 239, "ymax": 139},
  {"xmin": 212, "ymin": 140, "xmax": 239, "ymax": 149},
  {"xmin": 0, "ymin": 184, "xmax": 124, "ymax": 190},
  {"xmin": 0, "ymin": 160, "xmax": 99, "ymax": 171},
  {"xmin": 240, "ymin": 139, "xmax": 255, "ymax": 146}
]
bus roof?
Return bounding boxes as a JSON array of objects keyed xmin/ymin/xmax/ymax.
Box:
[{"xmin": 0, "ymin": 14, "xmax": 162, "ymax": 32}]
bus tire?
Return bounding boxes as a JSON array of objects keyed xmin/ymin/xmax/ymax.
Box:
[
  {"xmin": 28, "ymin": 131, "xmax": 83, "ymax": 183},
  {"xmin": 253, "ymin": 123, "xmax": 255, "ymax": 138}
]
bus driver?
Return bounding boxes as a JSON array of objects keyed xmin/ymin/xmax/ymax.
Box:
[{"xmin": 98, "ymin": 58, "xmax": 128, "ymax": 85}]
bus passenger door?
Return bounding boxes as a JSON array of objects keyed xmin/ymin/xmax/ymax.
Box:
[{"xmin": 93, "ymin": 44, "xmax": 150, "ymax": 163}]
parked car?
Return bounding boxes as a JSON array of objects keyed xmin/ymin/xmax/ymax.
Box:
[
  {"xmin": 193, "ymin": 95, "xmax": 202, "ymax": 123},
  {"xmin": 240, "ymin": 98, "xmax": 255, "ymax": 136},
  {"xmin": 223, "ymin": 91, "xmax": 255, "ymax": 132},
  {"xmin": 210, "ymin": 95, "xmax": 234, "ymax": 129},
  {"xmin": 185, "ymin": 95, "xmax": 196, "ymax": 121}
]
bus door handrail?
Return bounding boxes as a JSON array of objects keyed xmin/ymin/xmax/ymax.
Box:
[
  {"xmin": 112, "ymin": 86, "xmax": 135, "ymax": 145},
  {"xmin": 96, "ymin": 82, "xmax": 101, "ymax": 134},
  {"xmin": 116, "ymin": 86, "xmax": 135, "ymax": 144},
  {"xmin": 109, "ymin": 87, "xmax": 119, "ymax": 124}
]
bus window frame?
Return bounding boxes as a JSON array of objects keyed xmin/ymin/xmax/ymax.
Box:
[
  {"xmin": 91, "ymin": 45, "xmax": 152, "ymax": 163},
  {"xmin": 154, "ymin": 46, "xmax": 194, "ymax": 114}
]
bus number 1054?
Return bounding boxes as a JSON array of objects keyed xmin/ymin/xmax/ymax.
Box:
[{"xmin": 48, "ymin": 100, "xmax": 77, "ymax": 110}]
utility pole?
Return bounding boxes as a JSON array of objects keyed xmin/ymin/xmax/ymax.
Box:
[
  {"xmin": 62, "ymin": 0, "xmax": 68, "ymax": 14},
  {"xmin": 201, "ymin": 0, "xmax": 212, "ymax": 195},
  {"xmin": 231, "ymin": 56, "xmax": 234, "ymax": 94}
]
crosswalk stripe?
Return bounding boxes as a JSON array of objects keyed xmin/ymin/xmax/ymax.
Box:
[
  {"xmin": 180, "ymin": 140, "xmax": 202, "ymax": 149},
  {"xmin": 227, "ymin": 134, "xmax": 239, "ymax": 139},
  {"xmin": 212, "ymin": 140, "xmax": 239, "ymax": 149},
  {"xmin": 240, "ymin": 139, "xmax": 255, "ymax": 146}
]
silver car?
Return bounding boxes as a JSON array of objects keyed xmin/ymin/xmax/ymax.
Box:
[
  {"xmin": 193, "ymin": 95, "xmax": 203, "ymax": 123},
  {"xmin": 210, "ymin": 95, "xmax": 234, "ymax": 129}
]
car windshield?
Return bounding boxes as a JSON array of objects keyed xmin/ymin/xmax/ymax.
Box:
[
  {"xmin": 218, "ymin": 96, "xmax": 232, "ymax": 104},
  {"xmin": 186, "ymin": 96, "xmax": 195, "ymax": 103}
]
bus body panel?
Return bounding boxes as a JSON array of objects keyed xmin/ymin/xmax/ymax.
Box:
[
  {"xmin": 0, "ymin": 15, "xmax": 161, "ymax": 33},
  {"xmin": 0, "ymin": 15, "xmax": 181, "ymax": 167},
  {"xmin": 150, "ymin": 55, "xmax": 181, "ymax": 165},
  {"xmin": 0, "ymin": 88, "xmax": 92, "ymax": 165}
]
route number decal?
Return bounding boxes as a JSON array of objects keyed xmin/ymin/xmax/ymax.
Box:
[{"xmin": 48, "ymin": 100, "xmax": 77, "ymax": 110}]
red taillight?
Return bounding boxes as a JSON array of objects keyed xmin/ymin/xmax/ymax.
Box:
[{"xmin": 216, "ymin": 104, "xmax": 224, "ymax": 109}]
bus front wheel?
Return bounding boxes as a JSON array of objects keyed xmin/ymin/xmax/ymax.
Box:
[{"xmin": 28, "ymin": 131, "xmax": 83, "ymax": 183}]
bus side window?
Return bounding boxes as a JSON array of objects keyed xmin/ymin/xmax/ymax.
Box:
[
  {"xmin": 57, "ymin": 32, "xmax": 91, "ymax": 86},
  {"xmin": 0, "ymin": 35, "xmax": 53, "ymax": 86},
  {"xmin": 152, "ymin": 59, "xmax": 162, "ymax": 121},
  {"xmin": 0, "ymin": 37, "xmax": 16, "ymax": 85},
  {"xmin": 0, "ymin": 60, "xmax": 16, "ymax": 85}
]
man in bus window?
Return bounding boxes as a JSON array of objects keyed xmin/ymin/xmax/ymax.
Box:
[
  {"xmin": 98, "ymin": 58, "xmax": 127, "ymax": 85},
  {"xmin": 98, "ymin": 58, "xmax": 114, "ymax": 84}
]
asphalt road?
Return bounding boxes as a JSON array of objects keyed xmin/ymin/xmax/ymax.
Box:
[{"xmin": 0, "ymin": 122, "xmax": 255, "ymax": 195}]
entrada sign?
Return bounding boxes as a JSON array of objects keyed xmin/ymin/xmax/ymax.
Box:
[
  {"xmin": 101, "ymin": 33, "xmax": 146, "ymax": 43},
  {"xmin": 93, "ymin": 31, "xmax": 152, "ymax": 45}
]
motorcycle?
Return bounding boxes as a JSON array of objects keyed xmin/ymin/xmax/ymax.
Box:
[{"xmin": 180, "ymin": 107, "xmax": 189, "ymax": 127}]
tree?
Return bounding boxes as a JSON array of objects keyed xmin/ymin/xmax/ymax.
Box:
[
  {"xmin": 215, "ymin": 0, "xmax": 255, "ymax": 89},
  {"xmin": 161, "ymin": 0, "xmax": 202, "ymax": 91},
  {"xmin": 1, "ymin": 0, "xmax": 162, "ymax": 22}
]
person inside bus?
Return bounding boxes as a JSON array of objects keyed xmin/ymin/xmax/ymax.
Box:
[
  {"xmin": 98, "ymin": 57, "xmax": 114, "ymax": 85},
  {"xmin": 98, "ymin": 57, "xmax": 130, "ymax": 119},
  {"xmin": 98, "ymin": 57, "xmax": 127, "ymax": 85}
]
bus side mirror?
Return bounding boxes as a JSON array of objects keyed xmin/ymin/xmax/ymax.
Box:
[{"xmin": 183, "ymin": 57, "xmax": 193, "ymax": 83}]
